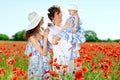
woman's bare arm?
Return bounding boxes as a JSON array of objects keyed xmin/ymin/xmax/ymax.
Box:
[{"xmin": 29, "ymin": 29, "xmax": 49, "ymax": 56}]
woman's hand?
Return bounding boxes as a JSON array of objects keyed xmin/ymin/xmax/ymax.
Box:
[
  {"xmin": 72, "ymin": 27, "xmax": 77, "ymax": 33},
  {"xmin": 43, "ymin": 28, "xmax": 49, "ymax": 38}
]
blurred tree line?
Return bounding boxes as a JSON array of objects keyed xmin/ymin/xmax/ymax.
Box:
[{"xmin": 0, "ymin": 30, "xmax": 120, "ymax": 42}]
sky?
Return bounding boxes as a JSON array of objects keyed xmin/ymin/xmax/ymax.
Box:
[{"xmin": 0, "ymin": 0, "xmax": 120, "ymax": 40}]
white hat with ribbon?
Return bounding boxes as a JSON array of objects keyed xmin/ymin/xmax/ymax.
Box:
[
  {"xmin": 66, "ymin": 2, "xmax": 78, "ymax": 10},
  {"xmin": 26, "ymin": 10, "xmax": 42, "ymax": 31},
  {"xmin": 26, "ymin": 10, "xmax": 49, "ymax": 31}
]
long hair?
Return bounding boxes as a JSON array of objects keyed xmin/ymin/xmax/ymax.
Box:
[{"xmin": 25, "ymin": 17, "xmax": 44, "ymax": 40}]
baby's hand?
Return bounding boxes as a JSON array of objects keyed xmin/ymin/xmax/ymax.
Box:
[{"xmin": 72, "ymin": 27, "xmax": 77, "ymax": 33}]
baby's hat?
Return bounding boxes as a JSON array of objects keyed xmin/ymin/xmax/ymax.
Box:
[{"xmin": 67, "ymin": 2, "xmax": 78, "ymax": 10}]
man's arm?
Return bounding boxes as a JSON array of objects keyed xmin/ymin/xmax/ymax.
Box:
[{"xmin": 52, "ymin": 35, "xmax": 60, "ymax": 45}]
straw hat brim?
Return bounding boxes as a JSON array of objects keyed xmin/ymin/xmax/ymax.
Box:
[{"xmin": 26, "ymin": 15, "xmax": 42, "ymax": 31}]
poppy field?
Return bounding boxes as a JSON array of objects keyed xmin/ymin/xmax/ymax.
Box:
[{"xmin": 0, "ymin": 41, "xmax": 120, "ymax": 80}]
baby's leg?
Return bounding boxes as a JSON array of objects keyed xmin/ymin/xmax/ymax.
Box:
[
  {"xmin": 73, "ymin": 43, "xmax": 80, "ymax": 52},
  {"xmin": 73, "ymin": 43, "xmax": 80, "ymax": 58}
]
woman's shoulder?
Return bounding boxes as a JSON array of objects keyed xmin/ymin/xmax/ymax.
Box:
[{"xmin": 26, "ymin": 41, "xmax": 32, "ymax": 48}]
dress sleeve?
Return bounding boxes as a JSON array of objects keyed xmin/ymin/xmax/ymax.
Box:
[{"xmin": 24, "ymin": 43, "xmax": 32, "ymax": 55}]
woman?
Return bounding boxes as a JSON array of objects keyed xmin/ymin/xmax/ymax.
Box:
[
  {"xmin": 47, "ymin": 5, "xmax": 75, "ymax": 74},
  {"xmin": 24, "ymin": 11, "xmax": 50, "ymax": 80}
]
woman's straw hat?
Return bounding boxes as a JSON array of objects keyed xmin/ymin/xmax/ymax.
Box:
[{"xmin": 26, "ymin": 10, "xmax": 42, "ymax": 31}]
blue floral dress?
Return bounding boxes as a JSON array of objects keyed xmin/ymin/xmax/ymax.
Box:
[
  {"xmin": 25, "ymin": 39, "xmax": 51, "ymax": 80},
  {"xmin": 58, "ymin": 16, "xmax": 85, "ymax": 44}
]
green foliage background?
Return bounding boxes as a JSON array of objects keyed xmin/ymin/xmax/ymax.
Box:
[{"xmin": 0, "ymin": 30, "xmax": 120, "ymax": 42}]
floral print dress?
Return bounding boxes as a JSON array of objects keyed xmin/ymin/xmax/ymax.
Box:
[{"xmin": 25, "ymin": 39, "xmax": 51, "ymax": 80}]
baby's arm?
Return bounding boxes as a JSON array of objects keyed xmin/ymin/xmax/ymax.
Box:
[
  {"xmin": 72, "ymin": 15, "xmax": 79, "ymax": 33},
  {"xmin": 60, "ymin": 20, "xmax": 72, "ymax": 31},
  {"xmin": 29, "ymin": 30, "xmax": 48, "ymax": 56}
]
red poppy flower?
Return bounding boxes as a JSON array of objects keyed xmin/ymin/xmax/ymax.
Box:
[
  {"xmin": 11, "ymin": 75, "xmax": 18, "ymax": 80},
  {"xmin": 6, "ymin": 58, "xmax": 15, "ymax": 66},
  {"xmin": 49, "ymin": 70, "xmax": 58, "ymax": 77},
  {"xmin": 82, "ymin": 66, "xmax": 88, "ymax": 72},
  {"xmin": 74, "ymin": 69, "xmax": 83, "ymax": 80},
  {"xmin": 0, "ymin": 68, "xmax": 5, "ymax": 74},
  {"xmin": 27, "ymin": 52, "xmax": 32, "ymax": 57},
  {"xmin": 48, "ymin": 59, "xmax": 53, "ymax": 65}
]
